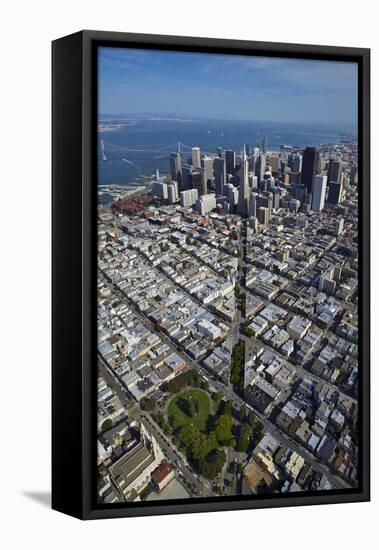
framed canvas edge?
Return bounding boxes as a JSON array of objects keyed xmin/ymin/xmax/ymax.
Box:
[{"xmin": 53, "ymin": 30, "xmax": 370, "ymax": 520}]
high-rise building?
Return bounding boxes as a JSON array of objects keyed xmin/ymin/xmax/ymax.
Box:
[
  {"xmin": 225, "ymin": 150, "xmax": 236, "ymax": 176},
  {"xmin": 196, "ymin": 193, "xmax": 216, "ymax": 215},
  {"xmin": 312, "ymin": 175, "xmax": 327, "ymax": 212},
  {"xmin": 170, "ymin": 153, "xmax": 182, "ymax": 189},
  {"xmin": 216, "ymin": 146, "xmax": 223, "ymax": 158},
  {"xmin": 327, "ymin": 160, "xmax": 341, "ymax": 185},
  {"xmin": 289, "ymin": 199, "xmax": 301, "ymax": 213},
  {"xmin": 350, "ymin": 164, "xmax": 358, "ymax": 185},
  {"xmin": 248, "ymin": 193, "xmax": 258, "ymax": 218},
  {"xmin": 227, "ymin": 184, "xmax": 238, "ymax": 209},
  {"xmin": 272, "ymin": 188, "xmax": 280, "ymax": 210},
  {"xmin": 334, "ymin": 217, "xmax": 344, "ymax": 236},
  {"xmin": 192, "ymin": 147, "xmax": 201, "ymax": 168},
  {"xmin": 258, "ymin": 192, "xmax": 273, "ymax": 213},
  {"xmin": 155, "ymin": 181, "xmax": 168, "ymax": 200},
  {"xmin": 295, "ymin": 184, "xmax": 307, "ymax": 204},
  {"xmin": 214, "ymin": 157, "xmax": 226, "ymax": 196},
  {"xmin": 327, "ymin": 182, "xmax": 342, "ymax": 205},
  {"xmin": 192, "ymin": 169, "xmax": 207, "ymax": 196},
  {"xmin": 201, "ymin": 156, "xmax": 214, "ymax": 191},
  {"xmin": 167, "ymin": 181, "xmax": 178, "ymax": 204},
  {"xmin": 237, "ymin": 145, "xmax": 250, "ymax": 216},
  {"xmin": 255, "ymin": 154, "xmax": 266, "ymax": 182},
  {"xmin": 268, "ymin": 153, "xmax": 280, "ymax": 172},
  {"xmin": 244, "ymin": 144, "xmax": 251, "ymax": 157},
  {"xmin": 292, "ymin": 154, "xmax": 303, "ymax": 174},
  {"xmin": 181, "ymin": 164, "xmax": 192, "ymax": 191},
  {"xmin": 302, "ymin": 147, "xmax": 319, "ymax": 193},
  {"xmin": 261, "ymin": 136, "xmax": 268, "ymax": 154},
  {"xmin": 180, "ymin": 188, "xmax": 198, "ymax": 208},
  {"xmin": 257, "ymin": 206, "xmax": 269, "ymax": 227}
]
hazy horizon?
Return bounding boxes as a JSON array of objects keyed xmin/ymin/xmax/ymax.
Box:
[{"xmin": 99, "ymin": 47, "xmax": 358, "ymax": 128}]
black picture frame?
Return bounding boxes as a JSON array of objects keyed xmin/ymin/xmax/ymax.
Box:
[{"xmin": 52, "ymin": 30, "xmax": 370, "ymax": 520}]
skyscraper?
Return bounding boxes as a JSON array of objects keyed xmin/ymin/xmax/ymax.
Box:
[
  {"xmin": 257, "ymin": 206, "xmax": 269, "ymax": 227},
  {"xmin": 180, "ymin": 188, "xmax": 198, "ymax": 208},
  {"xmin": 191, "ymin": 169, "xmax": 206, "ymax": 196},
  {"xmin": 255, "ymin": 154, "xmax": 266, "ymax": 182},
  {"xmin": 312, "ymin": 175, "xmax": 327, "ymax": 212},
  {"xmin": 327, "ymin": 160, "xmax": 342, "ymax": 185},
  {"xmin": 214, "ymin": 157, "xmax": 226, "ymax": 196},
  {"xmin": 237, "ymin": 145, "xmax": 250, "ymax": 217},
  {"xmin": 170, "ymin": 152, "xmax": 182, "ymax": 189},
  {"xmin": 327, "ymin": 182, "xmax": 342, "ymax": 205},
  {"xmin": 196, "ymin": 193, "xmax": 216, "ymax": 215},
  {"xmin": 261, "ymin": 136, "xmax": 268, "ymax": 154},
  {"xmin": 225, "ymin": 150, "xmax": 236, "ymax": 176},
  {"xmin": 249, "ymin": 193, "xmax": 258, "ymax": 218},
  {"xmin": 301, "ymin": 147, "xmax": 319, "ymax": 193},
  {"xmin": 192, "ymin": 147, "xmax": 201, "ymax": 168},
  {"xmin": 201, "ymin": 156, "xmax": 214, "ymax": 191}
]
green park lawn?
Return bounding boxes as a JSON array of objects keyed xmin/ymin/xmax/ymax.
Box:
[{"xmin": 167, "ymin": 389, "xmax": 211, "ymax": 432}]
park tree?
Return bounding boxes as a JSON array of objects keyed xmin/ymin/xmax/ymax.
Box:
[
  {"xmin": 237, "ymin": 424, "xmax": 253, "ymax": 453},
  {"xmin": 198, "ymin": 449, "xmax": 226, "ymax": 479},
  {"xmin": 178, "ymin": 424, "xmax": 200, "ymax": 451},
  {"xmin": 215, "ymin": 414, "xmax": 233, "ymax": 445}
]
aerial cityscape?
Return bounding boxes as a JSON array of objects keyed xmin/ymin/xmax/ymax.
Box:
[{"xmin": 97, "ymin": 48, "xmax": 359, "ymax": 505}]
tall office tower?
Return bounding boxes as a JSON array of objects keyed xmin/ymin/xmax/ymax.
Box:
[
  {"xmin": 227, "ymin": 184, "xmax": 239, "ymax": 209},
  {"xmin": 301, "ymin": 147, "xmax": 319, "ymax": 193},
  {"xmin": 327, "ymin": 182, "xmax": 342, "ymax": 205},
  {"xmin": 255, "ymin": 154, "xmax": 266, "ymax": 182},
  {"xmin": 261, "ymin": 135, "xmax": 268, "ymax": 154},
  {"xmin": 170, "ymin": 152, "xmax": 182, "ymax": 189},
  {"xmin": 214, "ymin": 157, "xmax": 226, "ymax": 195},
  {"xmin": 272, "ymin": 188, "xmax": 280, "ymax": 210},
  {"xmin": 167, "ymin": 183, "xmax": 177, "ymax": 204},
  {"xmin": 237, "ymin": 145, "xmax": 250, "ymax": 216},
  {"xmin": 248, "ymin": 192, "xmax": 258, "ymax": 218},
  {"xmin": 216, "ymin": 146, "xmax": 223, "ymax": 158},
  {"xmin": 192, "ymin": 146, "xmax": 201, "ymax": 168},
  {"xmin": 269, "ymin": 153, "xmax": 280, "ymax": 172},
  {"xmin": 180, "ymin": 188, "xmax": 198, "ymax": 208},
  {"xmin": 249, "ymin": 216, "xmax": 259, "ymax": 233},
  {"xmin": 295, "ymin": 184, "xmax": 307, "ymax": 204},
  {"xmin": 327, "ymin": 159, "xmax": 341, "ymax": 185},
  {"xmin": 155, "ymin": 181, "xmax": 168, "ymax": 200},
  {"xmin": 181, "ymin": 164, "xmax": 192, "ymax": 191},
  {"xmin": 292, "ymin": 154, "xmax": 303, "ymax": 174},
  {"xmin": 196, "ymin": 193, "xmax": 216, "ymax": 215},
  {"xmin": 191, "ymin": 169, "xmax": 207, "ymax": 196},
  {"xmin": 244, "ymin": 144, "xmax": 251, "ymax": 157},
  {"xmin": 248, "ymin": 156, "xmax": 255, "ymax": 173},
  {"xmin": 289, "ymin": 199, "xmax": 301, "ymax": 213},
  {"xmin": 350, "ymin": 164, "xmax": 358, "ymax": 184},
  {"xmin": 334, "ymin": 217, "xmax": 344, "ymax": 236},
  {"xmin": 225, "ymin": 149, "xmax": 236, "ymax": 176},
  {"xmin": 290, "ymin": 172, "xmax": 301, "ymax": 185},
  {"xmin": 257, "ymin": 206, "xmax": 269, "ymax": 227},
  {"xmin": 312, "ymin": 175, "xmax": 327, "ymax": 212},
  {"xmin": 201, "ymin": 156, "xmax": 214, "ymax": 191},
  {"xmin": 258, "ymin": 192, "xmax": 273, "ymax": 214}
]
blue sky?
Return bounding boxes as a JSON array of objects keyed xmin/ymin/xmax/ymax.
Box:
[{"xmin": 98, "ymin": 47, "xmax": 358, "ymax": 127}]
